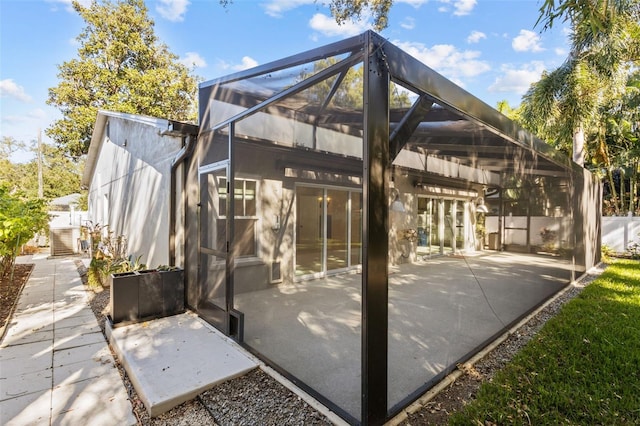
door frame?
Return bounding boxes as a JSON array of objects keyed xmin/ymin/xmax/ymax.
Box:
[{"xmin": 198, "ymin": 160, "xmax": 244, "ymax": 339}]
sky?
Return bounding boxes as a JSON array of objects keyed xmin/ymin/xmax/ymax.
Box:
[{"xmin": 0, "ymin": 0, "xmax": 571, "ymax": 162}]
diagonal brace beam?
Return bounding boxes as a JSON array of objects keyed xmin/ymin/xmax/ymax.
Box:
[
  {"xmin": 212, "ymin": 52, "xmax": 363, "ymax": 131},
  {"xmin": 389, "ymin": 94, "xmax": 434, "ymax": 160}
]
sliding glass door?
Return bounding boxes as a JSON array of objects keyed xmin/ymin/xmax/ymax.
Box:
[
  {"xmin": 417, "ymin": 196, "xmax": 467, "ymax": 257},
  {"xmin": 295, "ymin": 186, "xmax": 324, "ymax": 277},
  {"xmin": 296, "ymin": 185, "xmax": 361, "ymax": 279}
]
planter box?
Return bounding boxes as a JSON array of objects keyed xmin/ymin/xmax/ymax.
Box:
[
  {"xmin": 162, "ymin": 269, "xmax": 184, "ymax": 315},
  {"xmin": 109, "ymin": 268, "xmax": 185, "ymax": 326},
  {"xmin": 110, "ymin": 272, "xmax": 139, "ymax": 324},
  {"xmin": 138, "ymin": 270, "xmax": 163, "ymax": 319}
]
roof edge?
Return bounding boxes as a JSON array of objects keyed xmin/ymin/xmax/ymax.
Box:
[
  {"xmin": 81, "ymin": 111, "xmax": 108, "ymax": 188},
  {"xmin": 82, "ymin": 110, "xmax": 196, "ymax": 188}
]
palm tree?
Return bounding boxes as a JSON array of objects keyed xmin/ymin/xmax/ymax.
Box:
[
  {"xmin": 520, "ymin": 54, "xmax": 607, "ymax": 166},
  {"xmin": 521, "ymin": 0, "xmax": 639, "ymax": 167},
  {"xmin": 596, "ymin": 70, "xmax": 640, "ymax": 213}
]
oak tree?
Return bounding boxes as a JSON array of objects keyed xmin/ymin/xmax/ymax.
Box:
[{"xmin": 47, "ymin": 0, "xmax": 198, "ymax": 157}]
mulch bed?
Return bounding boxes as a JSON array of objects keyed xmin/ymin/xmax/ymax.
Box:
[{"xmin": 0, "ymin": 263, "xmax": 34, "ymax": 334}]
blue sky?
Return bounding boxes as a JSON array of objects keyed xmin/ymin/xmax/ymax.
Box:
[{"xmin": 0, "ymin": 0, "xmax": 570, "ymax": 162}]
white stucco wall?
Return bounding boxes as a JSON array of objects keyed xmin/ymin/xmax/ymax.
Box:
[{"xmin": 85, "ymin": 112, "xmax": 183, "ymax": 267}]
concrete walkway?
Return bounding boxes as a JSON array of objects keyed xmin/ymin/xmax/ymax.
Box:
[
  {"xmin": 107, "ymin": 312, "xmax": 257, "ymax": 417},
  {"xmin": 0, "ymin": 254, "xmax": 136, "ymax": 426}
]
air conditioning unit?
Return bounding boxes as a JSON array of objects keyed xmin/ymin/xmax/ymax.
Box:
[{"xmin": 50, "ymin": 228, "xmax": 75, "ymax": 256}]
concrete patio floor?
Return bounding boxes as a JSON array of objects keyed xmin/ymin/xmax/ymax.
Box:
[{"xmin": 234, "ymin": 251, "xmax": 573, "ymax": 420}]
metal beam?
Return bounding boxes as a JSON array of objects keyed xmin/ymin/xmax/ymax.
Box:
[
  {"xmin": 361, "ymin": 30, "xmax": 389, "ymax": 426},
  {"xmin": 389, "ymin": 94, "xmax": 434, "ymax": 160},
  {"xmin": 383, "ymin": 41, "xmax": 574, "ymax": 173},
  {"xmin": 212, "ymin": 52, "xmax": 364, "ymax": 131},
  {"xmin": 226, "ymin": 122, "xmax": 236, "ymax": 337},
  {"xmin": 200, "ymin": 34, "xmax": 364, "ymax": 88}
]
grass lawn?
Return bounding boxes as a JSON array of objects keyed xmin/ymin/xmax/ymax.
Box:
[{"xmin": 451, "ymin": 259, "xmax": 640, "ymax": 425}]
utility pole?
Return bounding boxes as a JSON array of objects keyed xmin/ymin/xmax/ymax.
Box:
[{"xmin": 37, "ymin": 128, "xmax": 43, "ymax": 199}]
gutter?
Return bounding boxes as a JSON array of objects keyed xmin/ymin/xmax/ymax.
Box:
[{"xmin": 167, "ymin": 122, "xmax": 198, "ymax": 266}]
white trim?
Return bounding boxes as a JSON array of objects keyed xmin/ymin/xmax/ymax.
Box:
[{"xmin": 199, "ymin": 160, "xmax": 229, "ymax": 175}]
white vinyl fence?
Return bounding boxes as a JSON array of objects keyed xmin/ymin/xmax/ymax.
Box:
[
  {"xmin": 602, "ymin": 215, "xmax": 640, "ymax": 254},
  {"xmin": 483, "ymin": 215, "xmax": 634, "ymax": 254}
]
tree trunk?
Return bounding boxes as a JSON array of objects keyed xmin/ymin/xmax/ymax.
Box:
[
  {"xmin": 620, "ymin": 168, "xmax": 626, "ymax": 213},
  {"xmin": 573, "ymin": 125, "xmax": 585, "ymax": 166},
  {"xmin": 607, "ymin": 167, "xmax": 620, "ymax": 215},
  {"xmin": 630, "ymin": 160, "xmax": 638, "ymax": 215}
]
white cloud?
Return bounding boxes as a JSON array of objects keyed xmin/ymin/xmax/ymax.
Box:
[
  {"xmin": 452, "ymin": 0, "xmax": 477, "ymax": 15},
  {"xmin": 467, "ymin": 30, "xmax": 486, "ymax": 44},
  {"xmin": 555, "ymin": 47, "xmax": 568, "ymax": 56},
  {"xmin": 179, "ymin": 52, "xmax": 207, "ymax": 69},
  {"xmin": 309, "ymin": 13, "xmax": 371, "ymax": 37},
  {"xmin": 262, "ymin": 0, "xmax": 315, "ymax": 18},
  {"xmin": 512, "ymin": 29, "xmax": 544, "ymax": 52},
  {"xmin": 397, "ymin": 0, "xmax": 428, "ymax": 7},
  {"xmin": 27, "ymin": 109, "xmax": 48, "ymax": 120},
  {"xmin": 156, "ymin": 0, "xmax": 190, "ymax": 22},
  {"xmin": 394, "ymin": 40, "xmax": 491, "ymax": 84},
  {"xmin": 0, "ymin": 79, "xmax": 32, "ymax": 102},
  {"xmin": 1, "ymin": 114, "xmax": 27, "ymax": 125},
  {"xmin": 235, "ymin": 56, "xmax": 258, "ymax": 71},
  {"xmin": 400, "ymin": 17, "xmax": 416, "ymax": 30},
  {"xmin": 218, "ymin": 56, "xmax": 259, "ymax": 72},
  {"xmin": 47, "ymin": 0, "xmax": 92, "ymax": 12},
  {"xmin": 488, "ymin": 61, "xmax": 546, "ymax": 94},
  {"xmin": 1, "ymin": 109, "xmax": 49, "ymax": 126},
  {"xmin": 437, "ymin": 0, "xmax": 477, "ymax": 16}
]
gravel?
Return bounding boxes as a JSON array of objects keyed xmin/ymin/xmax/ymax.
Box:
[
  {"xmin": 199, "ymin": 369, "xmax": 333, "ymax": 426},
  {"xmin": 75, "ymin": 259, "xmax": 333, "ymax": 426},
  {"xmin": 75, "ymin": 259, "xmax": 605, "ymax": 425}
]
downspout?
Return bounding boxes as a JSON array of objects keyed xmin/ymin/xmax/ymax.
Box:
[{"xmin": 169, "ymin": 133, "xmax": 196, "ymax": 266}]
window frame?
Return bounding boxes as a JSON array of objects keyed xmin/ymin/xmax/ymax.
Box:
[{"xmin": 217, "ymin": 176, "xmax": 259, "ymax": 258}]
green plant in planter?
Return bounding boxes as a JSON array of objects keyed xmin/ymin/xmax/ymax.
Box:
[
  {"xmin": 156, "ymin": 264, "xmax": 180, "ymax": 271},
  {"xmin": 85, "ymin": 225, "xmax": 148, "ymax": 288},
  {"xmin": 114, "ymin": 255, "xmax": 147, "ymax": 272}
]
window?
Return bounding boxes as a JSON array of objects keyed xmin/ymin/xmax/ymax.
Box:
[{"xmin": 218, "ymin": 178, "xmax": 258, "ymax": 257}]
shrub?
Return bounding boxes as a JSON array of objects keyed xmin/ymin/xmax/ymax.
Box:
[
  {"xmin": 0, "ymin": 186, "xmax": 49, "ymax": 277},
  {"xmin": 601, "ymin": 244, "xmax": 615, "ymax": 262}
]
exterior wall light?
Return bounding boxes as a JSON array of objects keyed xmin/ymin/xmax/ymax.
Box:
[
  {"xmin": 272, "ymin": 215, "xmax": 281, "ymax": 232},
  {"xmin": 390, "ymin": 188, "xmax": 406, "ymax": 213},
  {"xmin": 476, "ymin": 197, "xmax": 489, "ymax": 213}
]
